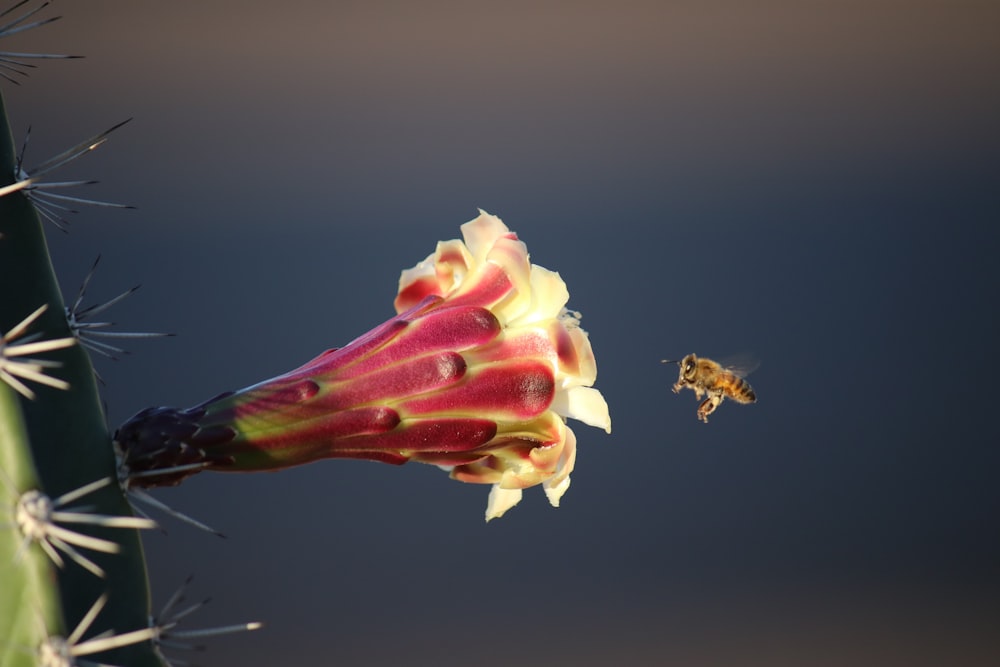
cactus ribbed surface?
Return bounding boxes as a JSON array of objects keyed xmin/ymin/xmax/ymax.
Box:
[{"xmin": 0, "ymin": 90, "xmax": 163, "ymax": 667}]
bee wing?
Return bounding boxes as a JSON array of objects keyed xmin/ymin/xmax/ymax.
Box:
[{"xmin": 716, "ymin": 354, "xmax": 760, "ymax": 378}]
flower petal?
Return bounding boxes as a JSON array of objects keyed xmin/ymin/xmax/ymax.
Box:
[
  {"xmin": 485, "ymin": 485, "xmax": 523, "ymax": 522},
  {"xmin": 394, "ymin": 240, "xmax": 473, "ymax": 312},
  {"xmin": 551, "ymin": 385, "xmax": 612, "ymax": 434},
  {"xmin": 461, "ymin": 210, "xmax": 515, "ymax": 264},
  {"xmin": 399, "ymin": 359, "xmax": 555, "ymax": 421},
  {"xmin": 560, "ymin": 320, "xmax": 599, "ymax": 386},
  {"xmin": 513, "ymin": 264, "xmax": 569, "ymax": 326},
  {"xmin": 543, "ymin": 426, "xmax": 578, "ymax": 507},
  {"xmin": 481, "ymin": 235, "xmax": 533, "ymax": 323}
]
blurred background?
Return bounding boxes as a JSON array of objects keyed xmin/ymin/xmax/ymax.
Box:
[{"xmin": 4, "ymin": 1, "xmax": 999, "ymax": 664}]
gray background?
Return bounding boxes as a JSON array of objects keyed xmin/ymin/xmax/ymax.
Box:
[{"xmin": 5, "ymin": 1, "xmax": 999, "ymax": 664}]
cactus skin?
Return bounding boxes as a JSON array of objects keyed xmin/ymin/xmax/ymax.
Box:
[
  {"xmin": 0, "ymin": 379, "xmax": 63, "ymax": 667},
  {"xmin": 0, "ymin": 91, "xmax": 163, "ymax": 667}
]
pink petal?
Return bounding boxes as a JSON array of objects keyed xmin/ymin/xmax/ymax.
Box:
[
  {"xmin": 289, "ymin": 297, "xmax": 441, "ymax": 375},
  {"xmin": 312, "ymin": 351, "xmax": 468, "ymax": 410},
  {"xmin": 399, "ymin": 360, "xmax": 555, "ymax": 421},
  {"xmin": 434, "ymin": 261, "xmax": 515, "ymax": 312},
  {"xmin": 219, "ymin": 406, "xmax": 401, "ymax": 468},
  {"xmin": 460, "ymin": 212, "xmax": 515, "ymax": 263},
  {"xmin": 465, "ymin": 326, "xmax": 554, "ymax": 366},
  {"xmin": 337, "ymin": 306, "xmax": 501, "ymax": 378},
  {"xmin": 334, "ymin": 418, "xmax": 497, "ymax": 454}
]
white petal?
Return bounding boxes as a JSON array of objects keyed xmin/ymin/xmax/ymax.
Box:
[
  {"xmin": 484, "ymin": 235, "xmax": 533, "ymax": 321},
  {"xmin": 543, "ymin": 474, "xmax": 571, "ymax": 508},
  {"xmin": 432, "ymin": 238, "xmax": 475, "ymax": 291},
  {"xmin": 543, "ymin": 426, "xmax": 576, "ymax": 508},
  {"xmin": 461, "ymin": 210, "xmax": 510, "ymax": 264},
  {"xmin": 564, "ymin": 324, "xmax": 598, "ymax": 386},
  {"xmin": 397, "ymin": 253, "xmax": 436, "ymax": 290},
  {"xmin": 485, "ymin": 485, "xmax": 522, "ymax": 522},
  {"xmin": 510, "ymin": 264, "xmax": 569, "ymax": 326},
  {"xmin": 551, "ymin": 386, "xmax": 612, "ymax": 433}
]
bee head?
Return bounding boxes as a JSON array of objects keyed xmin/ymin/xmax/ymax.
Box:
[
  {"xmin": 680, "ymin": 354, "xmax": 698, "ymax": 381},
  {"xmin": 662, "ymin": 354, "xmax": 699, "ymax": 382}
]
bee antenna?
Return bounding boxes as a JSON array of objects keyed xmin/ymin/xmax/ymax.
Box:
[{"xmin": 660, "ymin": 359, "xmax": 680, "ymax": 365}]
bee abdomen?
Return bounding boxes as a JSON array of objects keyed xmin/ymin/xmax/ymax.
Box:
[{"xmin": 730, "ymin": 377, "xmax": 756, "ymax": 403}]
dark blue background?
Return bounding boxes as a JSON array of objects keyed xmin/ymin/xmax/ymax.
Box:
[{"xmin": 5, "ymin": 1, "xmax": 998, "ymax": 664}]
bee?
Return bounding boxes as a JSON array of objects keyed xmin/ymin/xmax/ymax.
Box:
[{"xmin": 662, "ymin": 353, "xmax": 757, "ymax": 423}]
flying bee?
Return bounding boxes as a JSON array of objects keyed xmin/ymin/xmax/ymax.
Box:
[{"xmin": 662, "ymin": 354, "xmax": 757, "ymax": 423}]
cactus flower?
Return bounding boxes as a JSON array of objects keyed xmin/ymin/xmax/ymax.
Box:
[{"xmin": 115, "ymin": 211, "xmax": 611, "ymax": 520}]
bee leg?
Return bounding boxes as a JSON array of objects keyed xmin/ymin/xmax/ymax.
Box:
[
  {"xmin": 672, "ymin": 381, "xmax": 683, "ymax": 394},
  {"xmin": 697, "ymin": 394, "xmax": 723, "ymax": 423}
]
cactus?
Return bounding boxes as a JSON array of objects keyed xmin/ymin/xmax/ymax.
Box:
[
  {"xmin": 1, "ymin": 4, "xmax": 610, "ymax": 665},
  {"xmin": 0, "ymin": 3, "xmax": 168, "ymax": 664},
  {"xmin": 0, "ymin": 91, "xmax": 162, "ymax": 665},
  {"xmin": 0, "ymin": 107, "xmax": 161, "ymax": 665}
]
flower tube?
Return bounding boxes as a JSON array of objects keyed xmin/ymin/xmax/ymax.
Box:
[{"xmin": 115, "ymin": 211, "xmax": 611, "ymax": 520}]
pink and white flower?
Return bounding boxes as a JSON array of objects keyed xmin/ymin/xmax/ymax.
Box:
[{"xmin": 116, "ymin": 211, "xmax": 611, "ymax": 520}]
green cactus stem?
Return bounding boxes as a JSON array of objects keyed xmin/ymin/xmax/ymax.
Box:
[
  {"xmin": 0, "ymin": 378, "xmax": 63, "ymax": 667},
  {"xmin": 0, "ymin": 89, "xmax": 163, "ymax": 667}
]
